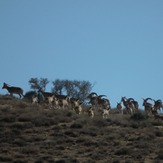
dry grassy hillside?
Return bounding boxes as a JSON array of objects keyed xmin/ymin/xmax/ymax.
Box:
[{"xmin": 0, "ymin": 95, "xmax": 163, "ymax": 163}]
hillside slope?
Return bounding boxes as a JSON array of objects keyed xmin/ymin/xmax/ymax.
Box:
[{"xmin": 0, "ymin": 95, "xmax": 163, "ymax": 163}]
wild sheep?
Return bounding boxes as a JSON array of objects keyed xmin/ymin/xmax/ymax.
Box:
[
  {"xmin": 142, "ymin": 98, "xmax": 154, "ymax": 114},
  {"xmin": 59, "ymin": 96, "xmax": 69, "ymax": 109},
  {"xmin": 88, "ymin": 107, "xmax": 94, "ymax": 118},
  {"xmin": 153, "ymin": 99, "xmax": 163, "ymax": 112},
  {"xmin": 127, "ymin": 98, "xmax": 139, "ymax": 111},
  {"xmin": 101, "ymin": 107, "xmax": 110, "ymax": 119},
  {"xmin": 2, "ymin": 82, "xmax": 24, "ymax": 98},
  {"xmin": 87, "ymin": 92, "xmax": 98, "ymax": 108},
  {"xmin": 32, "ymin": 95, "xmax": 38, "ymax": 104},
  {"xmin": 38, "ymin": 89, "xmax": 54, "ymax": 99},
  {"xmin": 87, "ymin": 92, "xmax": 111, "ymax": 110},
  {"xmin": 74, "ymin": 102, "xmax": 83, "ymax": 115},
  {"xmin": 38, "ymin": 89, "xmax": 55, "ymax": 108},
  {"xmin": 121, "ymin": 97, "xmax": 133, "ymax": 114},
  {"xmin": 97, "ymin": 97, "xmax": 111, "ymax": 110},
  {"xmin": 47, "ymin": 95, "xmax": 54, "ymax": 104},
  {"xmin": 116, "ymin": 102, "xmax": 123, "ymax": 114},
  {"xmin": 70, "ymin": 98, "xmax": 81, "ymax": 110},
  {"xmin": 53, "ymin": 97, "xmax": 60, "ymax": 109}
]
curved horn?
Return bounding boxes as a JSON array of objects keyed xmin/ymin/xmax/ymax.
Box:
[
  {"xmin": 90, "ymin": 92, "xmax": 98, "ymax": 96},
  {"xmin": 98, "ymin": 95, "xmax": 107, "ymax": 98},
  {"xmin": 127, "ymin": 98, "xmax": 134, "ymax": 101},
  {"xmin": 145, "ymin": 98, "xmax": 153, "ymax": 101}
]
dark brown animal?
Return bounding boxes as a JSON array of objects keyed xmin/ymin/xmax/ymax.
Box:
[{"xmin": 2, "ymin": 82, "xmax": 24, "ymax": 98}]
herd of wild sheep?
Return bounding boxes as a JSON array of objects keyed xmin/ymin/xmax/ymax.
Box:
[{"xmin": 2, "ymin": 82, "xmax": 163, "ymax": 119}]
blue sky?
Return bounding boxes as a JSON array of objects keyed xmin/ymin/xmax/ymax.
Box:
[{"xmin": 0, "ymin": 0, "xmax": 163, "ymax": 108}]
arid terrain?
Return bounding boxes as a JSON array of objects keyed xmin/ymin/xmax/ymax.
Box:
[{"xmin": 0, "ymin": 95, "xmax": 163, "ymax": 163}]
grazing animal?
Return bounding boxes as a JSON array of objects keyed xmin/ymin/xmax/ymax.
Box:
[
  {"xmin": 38, "ymin": 89, "xmax": 54, "ymax": 99},
  {"xmin": 87, "ymin": 92, "xmax": 111, "ymax": 110},
  {"xmin": 101, "ymin": 107, "xmax": 110, "ymax": 119},
  {"xmin": 53, "ymin": 97, "xmax": 60, "ymax": 109},
  {"xmin": 121, "ymin": 97, "xmax": 133, "ymax": 114},
  {"xmin": 70, "ymin": 98, "xmax": 81, "ymax": 110},
  {"xmin": 127, "ymin": 98, "xmax": 139, "ymax": 111},
  {"xmin": 88, "ymin": 107, "xmax": 94, "ymax": 118},
  {"xmin": 38, "ymin": 89, "xmax": 55, "ymax": 108},
  {"xmin": 116, "ymin": 102, "xmax": 123, "ymax": 114},
  {"xmin": 2, "ymin": 82, "xmax": 24, "ymax": 98},
  {"xmin": 59, "ymin": 97, "xmax": 69, "ymax": 109},
  {"xmin": 153, "ymin": 99, "xmax": 163, "ymax": 112},
  {"xmin": 32, "ymin": 95, "xmax": 38, "ymax": 104},
  {"xmin": 142, "ymin": 98, "xmax": 154, "ymax": 114},
  {"xmin": 97, "ymin": 96, "xmax": 111, "ymax": 110},
  {"xmin": 47, "ymin": 95, "xmax": 55, "ymax": 108},
  {"xmin": 74, "ymin": 102, "xmax": 83, "ymax": 115},
  {"xmin": 87, "ymin": 92, "xmax": 98, "ymax": 108}
]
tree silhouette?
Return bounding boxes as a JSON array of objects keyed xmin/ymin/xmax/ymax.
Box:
[
  {"xmin": 28, "ymin": 78, "xmax": 49, "ymax": 91},
  {"xmin": 52, "ymin": 79, "xmax": 93, "ymax": 101}
]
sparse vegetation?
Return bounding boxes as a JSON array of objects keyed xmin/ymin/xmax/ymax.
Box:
[{"xmin": 0, "ymin": 95, "xmax": 163, "ymax": 162}]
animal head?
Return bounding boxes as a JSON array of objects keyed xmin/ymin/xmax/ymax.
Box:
[{"xmin": 2, "ymin": 82, "xmax": 9, "ymax": 89}]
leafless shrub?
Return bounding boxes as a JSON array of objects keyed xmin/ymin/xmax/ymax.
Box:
[
  {"xmin": 13, "ymin": 138, "xmax": 27, "ymax": 147},
  {"xmin": 108, "ymin": 114, "xmax": 130, "ymax": 127},
  {"xmin": 151, "ymin": 119, "xmax": 163, "ymax": 126},
  {"xmin": 53, "ymin": 158, "xmax": 79, "ymax": 163},
  {"xmin": 130, "ymin": 111, "xmax": 148, "ymax": 121},
  {"xmin": 0, "ymin": 155, "xmax": 12, "ymax": 162},
  {"xmin": 64, "ymin": 130, "xmax": 78, "ymax": 137},
  {"xmin": 112, "ymin": 160, "xmax": 121, "ymax": 163},
  {"xmin": 12, "ymin": 100, "xmax": 29, "ymax": 109},
  {"xmin": 91, "ymin": 117, "xmax": 110, "ymax": 127},
  {"xmin": 13, "ymin": 160, "xmax": 28, "ymax": 163},
  {"xmin": 130, "ymin": 122, "xmax": 139, "ymax": 128},
  {"xmin": 154, "ymin": 129, "xmax": 163, "ymax": 137},
  {"xmin": 11, "ymin": 122, "xmax": 33, "ymax": 130},
  {"xmin": 0, "ymin": 114, "xmax": 16, "ymax": 122},
  {"xmin": 156, "ymin": 150, "xmax": 163, "ymax": 160},
  {"xmin": 90, "ymin": 150, "xmax": 107, "ymax": 161},
  {"xmin": 113, "ymin": 141, "xmax": 121, "ymax": 146},
  {"xmin": 70, "ymin": 123, "xmax": 83, "ymax": 129},
  {"xmin": 79, "ymin": 126, "xmax": 97, "ymax": 137},
  {"xmin": 17, "ymin": 114, "xmax": 32, "ymax": 122},
  {"xmin": 83, "ymin": 139, "xmax": 98, "ymax": 147},
  {"xmin": 12, "ymin": 128, "xmax": 21, "ymax": 136},
  {"xmin": 31, "ymin": 116, "xmax": 56, "ymax": 127},
  {"xmin": 21, "ymin": 146, "xmax": 38, "ymax": 155},
  {"xmin": 115, "ymin": 147, "xmax": 131, "ymax": 155},
  {"xmin": 0, "ymin": 104, "xmax": 12, "ymax": 111}
]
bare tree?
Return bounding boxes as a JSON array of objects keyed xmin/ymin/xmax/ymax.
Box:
[
  {"xmin": 52, "ymin": 79, "xmax": 93, "ymax": 101},
  {"xmin": 52, "ymin": 79, "xmax": 65, "ymax": 95},
  {"xmin": 29, "ymin": 78, "xmax": 49, "ymax": 91}
]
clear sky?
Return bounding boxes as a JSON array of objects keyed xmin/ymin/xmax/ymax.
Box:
[{"xmin": 0, "ymin": 0, "xmax": 163, "ymax": 108}]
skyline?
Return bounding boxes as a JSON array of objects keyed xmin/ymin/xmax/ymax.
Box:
[{"xmin": 0, "ymin": 0, "xmax": 163, "ymax": 108}]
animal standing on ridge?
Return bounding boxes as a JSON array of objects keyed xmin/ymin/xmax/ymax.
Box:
[{"xmin": 2, "ymin": 82, "xmax": 24, "ymax": 98}]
